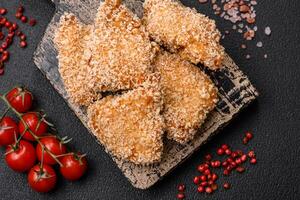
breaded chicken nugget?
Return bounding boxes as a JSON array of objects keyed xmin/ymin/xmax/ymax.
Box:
[
  {"xmin": 143, "ymin": 0, "xmax": 225, "ymax": 70},
  {"xmin": 84, "ymin": 0, "xmax": 158, "ymax": 94},
  {"xmin": 87, "ymin": 74, "xmax": 165, "ymax": 164},
  {"xmin": 54, "ymin": 14, "xmax": 96, "ymax": 106},
  {"xmin": 154, "ymin": 51, "xmax": 218, "ymax": 144}
]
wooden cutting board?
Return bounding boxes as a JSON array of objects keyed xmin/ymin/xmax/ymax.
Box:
[{"xmin": 33, "ymin": 0, "xmax": 258, "ymax": 189}]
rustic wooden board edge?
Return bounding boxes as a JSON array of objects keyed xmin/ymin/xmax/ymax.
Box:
[{"xmin": 33, "ymin": 0, "xmax": 259, "ymax": 189}]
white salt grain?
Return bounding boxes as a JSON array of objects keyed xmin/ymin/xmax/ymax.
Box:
[
  {"xmin": 265, "ymin": 27, "xmax": 271, "ymax": 36},
  {"xmin": 256, "ymin": 41, "xmax": 263, "ymax": 48}
]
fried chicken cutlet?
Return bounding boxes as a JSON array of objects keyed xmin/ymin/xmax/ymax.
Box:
[
  {"xmin": 143, "ymin": 0, "xmax": 225, "ymax": 70},
  {"xmin": 84, "ymin": 0, "xmax": 158, "ymax": 94},
  {"xmin": 55, "ymin": 0, "xmax": 157, "ymax": 106},
  {"xmin": 54, "ymin": 14, "xmax": 95, "ymax": 106},
  {"xmin": 154, "ymin": 51, "xmax": 218, "ymax": 144},
  {"xmin": 87, "ymin": 74, "xmax": 165, "ymax": 164}
]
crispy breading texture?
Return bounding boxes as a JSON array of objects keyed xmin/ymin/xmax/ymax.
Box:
[
  {"xmin": 83, "ymin": 0, "xmax": 158, "ymax": 94},
  {"xmin": 143, "ymin": 0, "xmax": 225, "ymax": 70},
  {"xmin": 55, "ymin": 0, "xmax": 158, "ymax": 107},
  {"xmin": 54, "ymin": 14, "xmax": 96, "ymax": 106},
  {"xmin": 154, "ymin": 51, "xmax": 218, "ymax": 144},
  {"xmin": 87, "ymin": 74, "xmax": 165, "ymax": 164}
]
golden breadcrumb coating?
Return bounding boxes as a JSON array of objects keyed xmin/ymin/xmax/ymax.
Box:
[
  {"xmin": 154, "ymin": 51, "xmax": 218, "ymax": 144},
  {"xmin": 54, "ymin": 14, "xmax": 96, "ymax": 106},
  {"xmin": 55, "ymin": 0, "xmax": 158, "ymax": 107},
  {"xmin": 83, "ymin": 0, "xmax": 158, "ymax": 94},
  {"xmin": 143, "ymin": 0, "xmax": 225, "ymax": 70},
  {"xmin": 87, "ymin": 74, "xmax": 165, "ymax": 164}
]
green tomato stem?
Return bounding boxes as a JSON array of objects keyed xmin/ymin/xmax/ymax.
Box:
[{"xmin": 0, "ymin": 95, "xmax": 63, "ymax": 167}]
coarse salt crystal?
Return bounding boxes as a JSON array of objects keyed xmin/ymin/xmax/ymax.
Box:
[
  {"xmin": 256, "ymin": 41, "xmax": 263, "ymax": 48},
  {"xmin": 264, "ymin": 27, "xmax": 271, "ymax": 36}
]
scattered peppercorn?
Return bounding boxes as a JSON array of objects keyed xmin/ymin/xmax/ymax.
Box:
[
  {"xmin": 0, "ymin": 32, "xmax": 4, "ymax": 40},
  {"xmin": 246, "ymin": 132, "xmax": 253, "ymax": 140},
  {"xmin": 29, "ymin": 19, "xmax": 37, "ymax": 26},
  {"xmin": 0, "ymin": 5, "xmax": 37, "ymax": 75},
  {"xmin": 0, "ymin": 8, "xmax": 7, "ymax": 15},
  {"xmin": 20, "ymin": 41, "xmax": 27, "ymax": 48},
  {"xmin": 20, "ymin": 34, "xmax": 26, "ymax": 41},
  {"xmin": 20, "ymin": 15, "xmax": 27, "ymax": 23},
  {"xmin": 204, "ymin": 169, "xmax": 211, "ymax": 176},
  {"xmin": 212, "ymin": 160, "xmax": 221, "ymax": 168},
  {"xmin": 236, "ymin": 166, "xmax": 245, "ymax": 173},
  {"xmin": 217, "ymin": 148, "xmax": 224, "ymax": 155},
  {"xmin": 200, "ymin": 175, "xmax": 206, "ymax": 182},
  {"xmin": 197, "ymin": 185, "xmax": 204, "ymax": 193},
  {"xmin": 205, "ymin": 187, "xmax": 213, "ymax": 194},
  {"xmin": 176, "ymin": 131, "xmax": 258, "ymax": 198},
  {"xmin": 205, "ymin": 154, "xmax": 212, "ymax": 161},
  {"xmin": 177, "ymin": 193, "xmax": 185, "ymax": 199},
  {"xmin": 211, "ymin": 183, "xmax": 218, "ymax": 191},
  {"xmin": 177, "ymin": 184, "xmax": 185, "ymax": 192},
  {"xmin": 200, "ymin": 181, "xmax": 208, "ymax": 187},
  {"xmin": 223, "ymin": 182, "xmax": 230, "ymax": 189},
  {"xmin": 235, "ymin": 158, "xmax": 242, "ymax": 165},
  {"xmin": 197, "ymin": 164, "xmax": 205, "ymax": 173},
  {"xmin": 225, "ymin": 149, "xmax": 232, "ymax": 155},
  {"xmin": 250, "ymin": 158, "xmax": 257, "ymax": 164},
  {"xmin": 17, "ymin": 5, "xmax": 24, "ymax": 13},
  {"xmin": 211, "ymin": 173, "xmax": 218, "ymax": 181},
  {"xmin": 193, "ymin": 176, "xmax": 200, "ymax": 185},
  {"xmin": 15, "ymin": 12, "xmax": 22, "ymax": 19},
  {"xmin": 221, "ymin": 144, "xmax": 229, "ymax": 150},
  {"xmin": 248, "ymin": 151, "xmax": 255, "ymax": 158},
  {"xmin": 243, "ymin": 137, "xmax": 249, "ymax": 144}
]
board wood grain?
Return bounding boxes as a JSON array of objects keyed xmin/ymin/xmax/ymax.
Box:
[{"xmin": 34, "ymin": 0, "xmax": 258, "ymax": 189}]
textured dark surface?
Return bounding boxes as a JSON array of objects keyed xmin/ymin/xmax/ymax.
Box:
[{"xmin": 0, "ymin": 0, "xmax": 299, "ymax": 199}]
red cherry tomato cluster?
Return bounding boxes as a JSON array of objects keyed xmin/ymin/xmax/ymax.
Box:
[{"xmin": 0, "ymin": 86, "xmax": 88, "ymax": 193}]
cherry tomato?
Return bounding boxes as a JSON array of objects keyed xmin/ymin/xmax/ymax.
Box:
[
  {"xmin": 6, "ymin": 87, "xmax": 33, "ymax": 113},
  {"xmin": 18, "ymin": 112, "xmax": 48, "ymax": 141},
  {"xmin": 0, "ymin": 116, "xmax": 19, "ymax": 146},
  {"xmin": 5, "ymin": 140, "xmax": 36, "ymax": 172},
  {"xmin": 36, "ymin": 136, "xmax": 66, "ymax": 165},
  {"xmin": 60, "ymin": 153, "xmax": 88, "ymax": 181},
  {"xmin": 28, "ymin": 164, "xmax": 57, "ymax": 193}
]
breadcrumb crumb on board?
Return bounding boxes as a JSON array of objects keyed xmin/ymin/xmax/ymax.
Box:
[{"xmin": 34, "ymin": 0, "xmax": 258, "ymax": 189}]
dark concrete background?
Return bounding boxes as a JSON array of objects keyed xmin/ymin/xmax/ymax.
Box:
[{"xmin": 0, "ymin": 0, "xmax": 299, "ymax": 199}]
